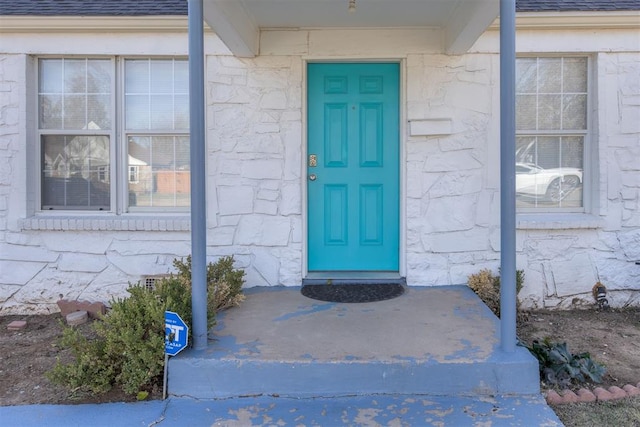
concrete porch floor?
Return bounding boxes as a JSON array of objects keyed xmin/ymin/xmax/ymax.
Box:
[
  {"xmin": 169, "ymin": 285, "xmax": 541, "ymax": 399},
  {"xmin": 0, "ymin": 286, "xmax": 563, "ymax": 427}
]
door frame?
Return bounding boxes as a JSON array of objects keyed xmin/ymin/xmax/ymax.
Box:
[{"xmin": 302, "ymin": 58, "xmax": 406, "ymax": 279}]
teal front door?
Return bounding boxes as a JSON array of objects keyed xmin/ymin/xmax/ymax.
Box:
[{"xmin": 307, "ymin": 63, "xmax": 400, "ymax": 272}]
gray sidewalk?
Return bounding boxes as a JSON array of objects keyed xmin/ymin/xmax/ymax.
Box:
[{"xmin": 1, "ymin": 394, "xmax": 562, "ymax": 426}]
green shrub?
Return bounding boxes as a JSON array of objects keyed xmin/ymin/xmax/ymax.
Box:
[
  {"xmin": 48, "ymin": 285, "xmax": 165, "ymax": 396},
  {"xmin": 47, "ymin": 325, "xmax": 114, "ymax": 395},
  {"xmin": 467, "ymin": 268, "xmax": 524, "ymax": 318},
  {"xmin": 48, "ymin": 256, "xmax": 245, "ymax": 397},
  {"xmin": 527, "ymin": 338, "xmax": 606, "ymax": 387},
  {"xmin": 171, "ymin": 255, "xmax": 245, "ymax": 316}
]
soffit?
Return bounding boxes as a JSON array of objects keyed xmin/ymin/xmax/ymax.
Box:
[{"xmin": 204, "ymin": 0, "xmax": 500, "ymax": 56}]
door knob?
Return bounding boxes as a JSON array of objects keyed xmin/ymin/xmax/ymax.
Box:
[{"xmin": 309, "ymin": 174, "xmax": 317, "ymax": 181}]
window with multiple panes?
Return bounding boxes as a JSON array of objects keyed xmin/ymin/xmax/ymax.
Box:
[
  {"xmin": 38, "ymin": 57, "xmax": 190, "ymax": 212},
  {"xmin": 515, "ymin": 57, "xmax": 589, "ymax": 211}
]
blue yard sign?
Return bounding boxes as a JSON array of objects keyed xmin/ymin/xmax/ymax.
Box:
[{"xmin": 165, "ymin": 311, "xmax": 189, "ymax": 356}]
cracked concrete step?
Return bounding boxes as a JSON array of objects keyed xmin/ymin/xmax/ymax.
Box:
[{"xmin": 168, "ymin": 287, "xmax": 540, "ymax": 399}]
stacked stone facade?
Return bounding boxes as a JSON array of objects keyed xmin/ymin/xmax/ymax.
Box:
[{"xmin": 0, "ymin": 23, "xmax": 638, "ymax": 314}]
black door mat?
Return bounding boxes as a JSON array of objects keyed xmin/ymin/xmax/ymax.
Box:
[{"xmin": 301, "ymin": 283, "xmax": 405, "ymax": 303}]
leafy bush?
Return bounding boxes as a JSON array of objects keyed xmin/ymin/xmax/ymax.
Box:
[
  {"xmin": 527, "ymin": 338, "xmax": 606, "ymax": 387},
  {"xmin": 48, "ymin": 256, "xmax": 245, "ymax": 397},
  {"xmin": 48, "ymin": 285, "xmax": 165, "ymax": 396},
  {"xmin": 467, "ymin": 268, "xmax": 524, "ymax": 318},
  {"xmin": 47, "ymin": 325, "xmax": 115, "ymax": 395},
  {"xmin": 172, "ymin": 255, "xmax": 245, "ymax": 315}
]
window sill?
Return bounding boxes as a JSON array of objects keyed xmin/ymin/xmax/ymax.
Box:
[
  {"xmin": 19, "ymin": 215, "xmax": 191, "ymax": 232},
  {"xmin": 516, "ymin": 213, "xmax": 602, "ymax": 230}
]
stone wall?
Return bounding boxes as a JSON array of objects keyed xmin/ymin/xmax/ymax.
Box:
[
  {"xmin": 405, "ymin": 53, "xmax": 501, "ymax": 287},
  {"xmin": 0, "ymin": 26, "xmax": 638, "ymax": 314},
  {"xmin": 514, "ymin": 51, "xmax": 640, "ymax": 308},
  {"xmin": 205, "ymin": 55, "xmax": 304, "ymax": 287}
]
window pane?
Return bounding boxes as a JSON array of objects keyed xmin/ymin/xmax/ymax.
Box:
[
  {"xmin": 87, "ymin": 60, "xmax": 112, "ymax": 93},
  {"xmin": 516, "ymin": 136, "xmax": 537, "ymax": 164},
  {"xmin": 63, "ymin": 94, "xmax": 86, "ymax": 129},
  {"xmin": 125, "ymin": 59, "xmax": 189, "ymax": 130},
  {"xmin": 125, "ymin": 60, "xmax": 149, "ymax": 93},
  {"xmin": 175, "ymin": 95, "xmax": 189, "ymax": 129},
  {"xmin": 538, "ymin": 58, "xmax": 562, "ymax": 93},
  {"xmin": 561, "ymin": 136, "xmax": 584, "ymax": 169},
  {"xmin": 150, "ymin": 60, "xmax": 174, "ymax": 94},
  {"xmin": 537, "ymin": 95, "xmax": 561, "ymax": 130},
  {"xmin": 535, "ymin": 136, "xmax": 561, "ymax": 168},
  {"xmin": 125, "ymin": 94, "xmax": 149, "ymax": 129},
  {"xmin": 39, "ymin": 95, "xmax": 62, "ymax": 129},
  {"xmin": 562, "ymin": 94, "xmax": 587, "ymax": 130},
  {"xmin": 64, "ymin": 59, "xmax": 87, "ymax": 94},
  {"xmin": 128, "ymin": 135, "xmax": 190, "ymax": 208},
  {"xmin": 563, "ymin": 58, "xmax": 588, "ymax": 93},
  {"xmin": 516, "ymin": 57, "xmax": 587, "ymax": 211},
  {"xmin": 516, "ymin": 58, "xmax": 537, "ymax": 93},
  {"xmin": 87, "ymin": 94, "xmax": 111, "ymax": 129},
  {"xmin": 39, "ymin": 59, "xmax": 63, "ymax": 93},
  {"xmin": 515, "ymin": 135, "xmax": 583, "ymax": 209},
  {"xmin": 39, "ymin": 58, "xmax": 112, "ymax": 131},
  {"xmin": 175, "ymin": 136, "xmax": 190, "ymax": 168},
  {"xmin": 174, "ymin": 61, "xmax": 189, "ymax": 93},
  {"xmin": 516, "ymin": 94, "xmax": 537, "ymax": 130},
  {"xmin": 41, "ymin": 135, "xmax": 110, "ymax": 210},
  {"xmin": 150, "ymin": 95, "xmax": 173, "ymax": 128}
]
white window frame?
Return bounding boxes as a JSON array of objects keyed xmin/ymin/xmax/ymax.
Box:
[
  {"xmin": 515, "ymin": 54, "xmax": 594, "ymax": 215},
  {"xmin": 35, "ymin": 55, "xmax": 189, "ymax": 215},
  {"xmin": 36, "ymin": 56, "xmax": 117, "ymax": 212},
  {"xmin": 118, "ymin": 57, "xmax": 190, "ymax": 214}
]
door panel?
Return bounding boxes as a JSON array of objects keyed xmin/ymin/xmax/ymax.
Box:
[{"xmin": 307, "ymin": 63, "xmax": 399, "ymax": 271}]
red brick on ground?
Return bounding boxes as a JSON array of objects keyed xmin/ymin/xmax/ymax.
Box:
[
  {"xmin": 57, "ymin": 299, "xmax": 106, "ymax": 319},
  {"xmin": 560, "ymin": 390, "xmax": 579, "ymax": 403},
  {"xmin": 576, "ymin": 388, "xmax": 596, "ymax": 402},
  {"xmin": 594, "ymin": 387, "xmax": 615, "ymax": 401},
  {"xmin": 608, "ymin": 386, "xmax": 628, "ymax": 399},
  {"xmin": 7, "ymin": 320, "xmax": 27, "ymax": 331},
  {"xmin": 545, "ymin": 390, "xmax": 563, "ymax": 405},
  {"xmin": 623, "ymin": 384, "xmax": 640, "ymax": 397}
]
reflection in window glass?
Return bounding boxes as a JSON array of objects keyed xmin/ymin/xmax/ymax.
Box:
[
  {"xmin": 38, "ymin": 58, "xmax": 111, "ymax": 130},
  {"xmin": 125, "ymin": 58, "xmax": 190, "ymax": 210},
  {"xmin": 516, "ymin": 57, "xmax": 588, "ymax": 210},
  {"xmin": 124, "ymin": 58, "xmax": 189, "ymax": 131},
  {"xmin": 128, "ymin": 136, "xmax": 190, "ymax": 208},
  {"xmin": 41, "ymin": 135, "xmax": 110, "ymax": 210},
  {"xmin": 37, "ymin": 57, "xmax": 188, "ymax": 212}
]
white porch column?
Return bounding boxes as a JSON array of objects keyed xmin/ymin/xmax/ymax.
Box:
[
  {"xmin": 499, "ymin": 0, "xmax": 517, "ymax": 353},
  {"xmin": 188, "ymin": 0, "xmax": 208, "ymax": 350}
]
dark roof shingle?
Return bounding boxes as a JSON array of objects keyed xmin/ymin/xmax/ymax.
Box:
[
  {"xmin": 516, "ymin": 0, "xmax": 640, "ymax": 12},
  {"xmin": 0, "ymin": 0, "xmax": 638, "ymax": 16},
  {"xmin": 0, "ymin": 0, "xmax": 187, "ymax": 16}
]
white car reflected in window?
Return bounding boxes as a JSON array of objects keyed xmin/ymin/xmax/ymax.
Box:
[{"xmin": 515, "ymin": 163, "xmax": 582, "ymax": 203}]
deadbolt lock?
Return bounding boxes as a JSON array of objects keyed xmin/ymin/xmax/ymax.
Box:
[{"xmin": 309, "ymin": 154, "xmax": 317, "ymax": 167}]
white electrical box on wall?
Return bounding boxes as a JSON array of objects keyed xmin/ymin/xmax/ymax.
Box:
[{"xmin": 408, "ymin": 119, "xmax": 453, "ymax": 136}]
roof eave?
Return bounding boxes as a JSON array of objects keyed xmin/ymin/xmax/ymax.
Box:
[
  {"xmin": 0, "ymin": 15, "xmax": 189, "ymax": 33},
  {"xmin": 491, "ymin": 10, "xmax": 640, "ymax": 30}
]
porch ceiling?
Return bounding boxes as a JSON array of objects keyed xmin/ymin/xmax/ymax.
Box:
[{"xmin": 203, "ymin": 0, "xmax": 500, "ymax": 57}]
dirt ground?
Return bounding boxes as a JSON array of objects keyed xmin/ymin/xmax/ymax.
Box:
[
  {"xmin": 0, "ymin": 307, "xmax": 639, "ymax": 406},
  {"xmin": 517, "ymin": 307, "xmax": 640, "ymax": 391}
]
